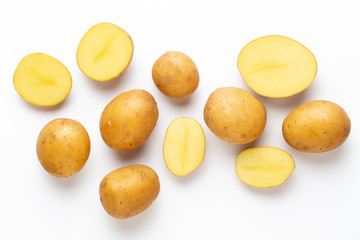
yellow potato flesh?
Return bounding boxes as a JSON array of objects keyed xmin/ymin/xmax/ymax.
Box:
[
  {"xmin": 13, "ymin": 53, "xmax": 72, "ymax": 106},
  {"xmin": 163, "ymin": 117, "xmax": 205, "ymax": 177},
  {"xmin": 235, "ymin": 147, "xmax": 295, "ymax": 188},
  {"xmin": 77, "ymin": 22, "xmax": 133, "ymax": 81},
  {"xmin": 237, "ymin": 35, "xmax": 317, "ymax": 98}
]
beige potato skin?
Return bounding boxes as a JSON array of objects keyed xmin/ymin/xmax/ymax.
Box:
[
  {"xmin": 152, "ymin": 51, "xmax": 199, "ymax": 98},
  {"xmin": 100, "ymin": 89, "xmax": 159, "ymax": 151},
  {"xmin": 36, "ymin": 118, "xmax": 91, "ymax": 178},
  {"xmin": 282, "ymin": 100, "xmax": 351, "ymax": 153},
  {"xmin": 99, "ymin": 165, "xmax": 160, "ymax": 219},
  {"xmin": 204, "ymin": 87, "xmax": 267, "ymax": 144}
]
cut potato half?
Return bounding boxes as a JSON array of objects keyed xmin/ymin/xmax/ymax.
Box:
[
  {"xmin": 163, "ymin": 117, "xmax": 205, "ymax": 177},
  {"xmin": 237, "ymin": 35, "xmax": 317, "ymax": 98},
  {"xmin": 235, "ymin": 146, "xmax": 295, "ymax": 188},
  {"xmin": 77, "ymin": 22, "xmax": 133, "ymax": 81},
  {"xmin": 13, "ymin": 53, "xmax": 72, "ymax": 106}
]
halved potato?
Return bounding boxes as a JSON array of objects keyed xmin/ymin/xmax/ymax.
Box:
[
  {"xmin": 13, "ymin": 53, "xmax": 72, "ymax": 106},
  {"xmin": 237, "ymin": 35, "xmax": 317, "ymax": 98},
  {"xmin": 235, "ymin": 146, "xmax": 295, "ymax": 188},
  {"xmin": 77, "ymin": 22, "xmax": 133, "ymax": 81},
  {"xmin": 163, "ymin": 117, "xmax": 205, "ymax": 176}
]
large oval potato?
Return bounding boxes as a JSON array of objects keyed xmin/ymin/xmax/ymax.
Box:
[
  {"xmin": 203, "ymin": 87, "xmax": 267, "ymax": 144},
  {"xmin": 36, "ymin": 118, "xmax": 91, "ymax": 178},
  {"xmin": 282, "ymin": 100, "xmax": 351, "ymax": 153},
  {"xmin": 99, "ymin": 164, "xmax": 160, "ymax": 219},
  {"xmin": 100, "ymin": 89, "xmax": 159, "ymax": 151}
]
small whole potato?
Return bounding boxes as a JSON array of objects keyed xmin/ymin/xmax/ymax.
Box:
[
  {"xmin": 282, "ymin": 100, "xmax": 351, "ymax": 153},
  {"xmin": 100, "ymin": 89, "xmax": 159, "ymax": 151},
  {"xmin": 99, "ymin": 164, "xmax": 160, "ymax": 219},
  {"xmin": 152, "ymin": 51, "xmax": 199, "ymax": 98},
  {"xmin": 204, "ymin": 87, "xmax": 267, "ymax": 144},
  {"xmin": 36, "ymin": 118, "xmax": 91, "ymax": 178}
]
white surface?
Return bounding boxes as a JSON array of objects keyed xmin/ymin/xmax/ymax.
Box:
[{"xmin": 1, "ymin": 0, "xmax": 359, "ymax": 239}]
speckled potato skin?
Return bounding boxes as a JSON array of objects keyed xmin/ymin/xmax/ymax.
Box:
[
  {"xmin": 100, "ymin": 89, "xmax": 159, "ymax": 151},
  {"xmin": 203, "ymin": 87, "xmax": 267, "ymax": 144},
  {"xmin": 99, "ymin": 164, "xmax": 160, "ymax": 219},
  {"xmin": 282, "ymin": 100, "xmax": 351, "ymax": 153},
  {"xmin": 152, "ymin": 51, "xmax": 199, "ymax": 98},
  {"xmin": 36, "ymin": 118, "xmax": 91, "ymax": 178}
]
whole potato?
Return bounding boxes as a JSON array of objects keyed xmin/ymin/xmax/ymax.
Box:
[
  {"xmin": 99, "ymin": 164, "xmax": 160, "ymax": 219},
  {"xmin": 204, "ymin": 87, "xmax": 267, "ymax": 144},
  {"xmin": 282, "ymin": 100, "xmax": 351, "ymax": 153},
  {"xmin": 100, "ymin": 89, "xmax": 159, "ymax": 151},
  {"xmin": 152, "ymin": 51, "xmax": 199, "ymax": 98},
  {"xmin": 36, "ymin": 118, "xmax": 91, "ymax": 178}
]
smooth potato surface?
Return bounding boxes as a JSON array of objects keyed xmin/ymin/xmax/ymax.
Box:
[
  {"xmin": 99, "ymin": 164, "xmax": 160, "ymax": 219},
  {"xmin": 282, "ymin": 100, "xmax": 351, "ymax": 153}
]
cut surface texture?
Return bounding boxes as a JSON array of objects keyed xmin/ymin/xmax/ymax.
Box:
[
  {"xmin": 235, "ymin": 146, "xmax": 295, "ymax": 188},
  {"xmin": 163, "ymin": 117, "xmax": 205, "ymax": 176},
  {"xmin": 237, "ymin": 35, "xmax": 317, "ymax": 98}
]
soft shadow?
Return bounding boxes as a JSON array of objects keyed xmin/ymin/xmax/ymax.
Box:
[
  {"xmin": 111, "ymin": 142, "xmax": 149, "ymax": 162},
  {"xmin": 20, "ymin": 91, "xmax": 72, "ymax": 112},
  {"xmin": 43, "ymin": 168, "xmax": 86, "ymax": 189},
  {"xmin": 156, "ymin": 90, "xmax": 195, "ymax": 107}
]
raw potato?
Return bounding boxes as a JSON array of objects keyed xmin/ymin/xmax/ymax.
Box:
[
  {"xmin": 77, "ymin": 22, "xmax": 133, "ymax": 81},
  {"xmin": 36, "ymin": 118, "xmax": 90, "ymax": 178},
  {"xmin": 203, "ymin": 87, "xmax": 267, "ymax": 144},
  {"xmin": 13, "ymin": 53, "xmax": 72, "ymax": 106},
  {"xmin": 152, "ymin": 51, "xmax": 199, "ymax": 98},
  {"xmin": 100, "ymin": 89, "xmax": 159, "ymax": 151},
  {"xmin": 282, "ymin": 100, "xmax": 351, "ymax": 153},
  {"xmin": 237, "ymin": 35, "xmax": 317, "ymax": 98},
  {"xmin": 163, "ymin": 117, "xmax": 205, "ymax": 177},
  {"xmin": 235, "ymin": 147, "xmax": 295, "ymax": 188},
  {"xmin": 99, "ymin": 164, "xmax": 160, "ymax": 219}
]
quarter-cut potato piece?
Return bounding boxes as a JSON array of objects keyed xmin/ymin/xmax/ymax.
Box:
[
  {"xmin": 163, "ymin": 117, "xmax": 205, "ymax": 177},
  {"xmin": 282, "ymin": 100, "xmax": 351, "ymax": 153},
  {"xmin": 237, "ymin": 35, "xmax": 317, "ymax": 98},
  {"xmin": 77, "ymin": 22, "xmax": 133, "ymax": 81},
  {"xmin": 235, "ymin": 147, "xmax": 295, "ymax": 188},
  {"xmin": 13, "ymin": 53, "xmax": 72, "ymax": 106},
  {"xmin": 36, "ymin": 118, "xmax": 91, "ymax": 178}
]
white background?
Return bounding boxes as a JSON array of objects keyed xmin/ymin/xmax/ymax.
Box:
[{"xmin": 1, "ymin": 0, "xmax": 359, "ymax": 239}]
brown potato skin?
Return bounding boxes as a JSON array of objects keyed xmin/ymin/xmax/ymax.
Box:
[
  {"xmin": 282, "ymin": 100, "xmax": 351, "ymax": 153},
  {"xmin": 100, "ymin": 89, "xmax": 159, "ymax": 151},
  {"xmin": 203, "ymin": 87, "xmax": 267, "ymax": 144},
  {"xmin": 152, "ymin": 51, "xmax": 199, "ymax": 98},
  {"xmin": 36, "ymin": 118, "xmax": 91, "ymax": 178},
  {"xmin": 99, "ymin": 165, "xmax": 160, "ymax": 219}
]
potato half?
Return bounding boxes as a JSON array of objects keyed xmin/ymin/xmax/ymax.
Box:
[
  {"xmin": 235, "ymin": 147, "xmax": 295, "ymax": 188},
  {"xmin": 237, "ymin": 35, "xmax": 317, "ymax": 98},
  {"xmin": 13, "ymin": 53, "xmax": 72, "ymax": 106},
  {"xmin": 99, "ymin": 164, "xmax": 160, "ymax": 219},
  {"xmin": 282, "ymin": 100, "xmax": 351, "ymax": 153},
  {"xmin": 36, "ymin": 118, "xmax": 91, "ymax": 178},
  {"xmin": 77, "ymin": 22, "xmax": 133, "ymax": 81},
  {"xmin": 163, "ymin": 117, "xmax": 205, "ymax": 176}
]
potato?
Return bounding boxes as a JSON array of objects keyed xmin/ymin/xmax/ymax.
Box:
[
  {"xmin": 13, "ymin": 53, "xmax": 72, "ymax": 106},
  {"xmin": 36, "ymin": 118, "xmax": 90, "ymax": 178},
  {"xmin": 99, "ymin": 164, "xmax": 160, "ymax": 219},
  {"xmin": 203, "ymin": 87, "xmax": 267, "ymax": 144},
  {"xmin": 100, "ymin": 89, "xmax": 159, "ymax": 151},
  {"xmin": 282, "ymin": 100, "xmax": 351, "ymax": 153},
  {"xmin": 237, "ymin": 35, "xmax": 317, "ymax": 98},
  {"xmin": 152, "ymin": 51, "xmax": 199, "ymax": 98},
  {"xmin": 163, "ymin": 117, "xmax": 205, "ymax": 177},
  {"xmin": 77, "ymin": 22, "xmax": 133, "ymax": 81},
  {"xmin": 235, "ymin": 146, "xmax": 295, "ymax": 188}
]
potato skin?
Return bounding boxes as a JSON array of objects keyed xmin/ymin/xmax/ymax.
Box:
[
  {"xmin": 36, "ymin": 118, "xmax": 91, "ymax": 178},
  {"xmin": 282, "ymin": 100, "xmax": 351, "ymax": 153},
  {"xmin": 99, "ymin": 164, "xmax": 160, "ymax": 219},
  {"xmin": 152, "ymin": 51, "xmax": 199, "ymax": 98},
  {"xmin": 203, "ymin": 87, "xmax": 267, "ymax": 144},
  {"xmin": 100, "ymin": 89, "xmax": 159, "ymax": 151}
]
